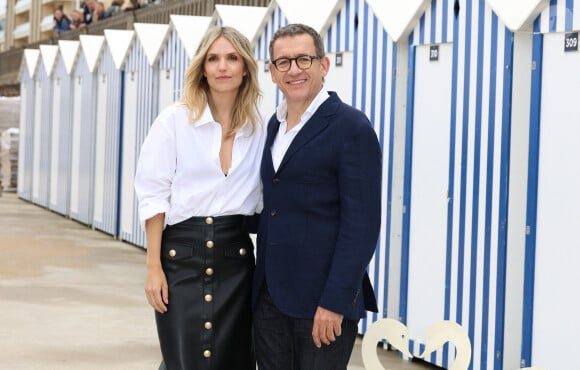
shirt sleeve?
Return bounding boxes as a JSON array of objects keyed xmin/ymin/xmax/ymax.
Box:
[{"xmin": 134, "ymin": 109, "xmax": 177, "ymax": 230}]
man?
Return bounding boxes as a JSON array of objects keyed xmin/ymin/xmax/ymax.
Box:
[
  {"xmin": 253, "ymin": 23, "xmax": 382, "ymax": 370},
  {"xmin": 81, "ymin": 0, "xmax": 95, "ymax": 26}
]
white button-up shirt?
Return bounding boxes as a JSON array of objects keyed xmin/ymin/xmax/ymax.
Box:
[
  {"xmin": 271, "ymin": 89, "xmax": 329, "ymax": 171},
  {"xmin": 134, "ymin": 103, "xmax": 265, "ymax": 229}
]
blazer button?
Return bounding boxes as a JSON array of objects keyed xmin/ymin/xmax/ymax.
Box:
[
  {"xmin": 205, "ymin": 267, "xmax": 214, "ymax": 276},
  {"xmin": 206, "ymin": 240, "xmax": 214, "ymax": 248},
  {"xmin": 204, "ymin": 294, "xmax": 213, "ymax": 302},
  {"xmin": 239, "ymin": 248, "xmax": 247, "ymax": 256},
  {"xmin": 270, "ymin": 210, "xmax": 277, "ymax": 216},
  {"xmin": 205, "ymin": 217, "xmax": 214, "ymax": 225},
  {"xmin": 203, "ymin": 350, "xmax": 211, "ymax": 358},
  {"xmin": 168, "ymin": 249, "xmax": 176, "ymax": 257},
  {"xmin": 204, "ymin": 321, "xmax": 212, "ymax": 330},
  {"xmin": 272, "ymin": 178, "xmax": 280, "ymax": 184}
]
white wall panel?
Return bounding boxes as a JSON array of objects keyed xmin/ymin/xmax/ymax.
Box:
[
  {"xmin": 406, "ymin": 43, "xmax": 453, "ymax": 344},
  {"xmin": 531, "ymin": 31, "xmax": 580, "ymax": 370}
]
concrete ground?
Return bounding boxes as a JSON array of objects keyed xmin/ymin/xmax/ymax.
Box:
[{"xmin": 0, "ymin": 192, "xmax": 432, "ymax": 370}]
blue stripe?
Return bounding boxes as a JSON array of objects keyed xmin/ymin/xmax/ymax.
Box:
[
  {"xmin": 399, "ymin": 35, "xmax": 416, "ymax": 324},
  {"xmin": 494, "ymin": 27, "xmax": 513, "ymax": 370},
  {"xmin": 345, "ymin": 0, "xmax": 351, "ymax": 51},
  {"xmin": 384, "ymin": 36, "xmax": 394, "ymax": 317},
  {"xmin": 419, "ymin": 14, "xmax": 425, "ymax": 44},
  {"xmin": 566, "ymin": 0, "xmax": 574, "ymax": 31},
  {"xmin": 521, "ymin": 26, "xmax": 543, "ymax": 368},
  {"xmin": 370, "ymin": 14, "xmax": 380, "ymax": 324},
  {"xmin": 327, "ymin": 27, "xmax": 332, "ymax": 53},
  {"xmin": 361, "ymin": 2, "xmax": 369, "ymax": 111},
  {"xmin": 456, "ymin": 0, "xmax": 473, "ymax": 327},
  {"xmin": 480, "ymin": 13, "xmax": 499, "ymax": 370},
  {"xmin": 431, "ymin": 0, "xmax": 437, "ymax": 44},
  {"xmin": 442, "ymin": 0, "xmax": 448, "ymax": 42},
  {"xmin": 443, "ymin": 6, "xmax": 460, "ymax": 367},
  {"xmin": 116, "ymin": 69, "xmax": 126, "ymax": 238},
  {"xmin": 336, "ymin": 7, "xmax": 342, "ymax": 52},
  {"xmin": 351, "ymin": 0, "xmax": 359, "ymax": 107},
  {"xmin": 467, "ymin": 3, "xmax": 486, "ymax": 369},
  {"xmin": 549, "ymin": 0, "xmax": 557, "ymax": 32}
]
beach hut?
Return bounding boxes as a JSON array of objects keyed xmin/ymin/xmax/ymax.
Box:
[
  {"xmin": 47, "ymin": 40, "xmax": 79, "ymax": 216},
  {"xmin": 90, "ymin": 30, "xmax": 133, "ymax": 237},
  {"xmin": 499, "ymin": 1, "xmax": 580, "ymax": 368},
  {"xmin": 119, "ymin": 23, "xmax": 170, "ymax": 248},
  {"xmin": 17, "ymin": 49, "xmax": 40, "ymax": 202},
  {"xmin": 395, "ymin": 1, "xmax": 518, "ymax": 368},
  {"xmin": 66, "ymin": 35, "xmax": 105, "ymax": 226},
  {"xmin": 29, "ymin": 45, "xmax": 59, "ymax": 209}
]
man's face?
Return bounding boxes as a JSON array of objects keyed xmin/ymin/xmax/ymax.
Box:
[{"xmin": 269, "ymin": 34, "xmax": 329, "ymax": 108}]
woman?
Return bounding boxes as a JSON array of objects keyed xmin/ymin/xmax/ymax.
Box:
[
  {"xmin": 53, "ymin": 8, "xmax": 71, "ymax": 35},
  {"xmin": 134, "ymin": 27, "xmax": 264, "ymax": 370}
]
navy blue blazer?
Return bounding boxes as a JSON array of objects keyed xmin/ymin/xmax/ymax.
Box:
[{"xmin": 253, "ymin": 92, "xmax": 381, "ymax": 320}]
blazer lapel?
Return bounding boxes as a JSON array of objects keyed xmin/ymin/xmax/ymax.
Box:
[
  {"xmin": 277, "ymin": 92, "xmax": 340, "ymax": 173},
  {"xmin": 262, "ymin": 116, "xmax": 280, "ymax": 174}
]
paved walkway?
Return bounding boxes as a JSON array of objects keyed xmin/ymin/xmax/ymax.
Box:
[{"xmin": 0, "ymin": 192, "xmax": 430, "ymax": 370}]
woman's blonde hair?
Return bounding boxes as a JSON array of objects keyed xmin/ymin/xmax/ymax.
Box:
[{"xmin": 182, "ymin": 26, "xmax": 261, "ymax": 136}]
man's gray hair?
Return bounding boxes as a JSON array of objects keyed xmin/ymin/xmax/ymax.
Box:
[{"xmin": 269, "ymin": 23, "xmax": 326, "ymax": 60}]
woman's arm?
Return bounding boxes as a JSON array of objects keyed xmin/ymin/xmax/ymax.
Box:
[{"xmin": 144, "ymin": 213, "xmax": 169, "ymax": 313}]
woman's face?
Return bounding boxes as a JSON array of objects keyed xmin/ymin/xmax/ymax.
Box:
[
  {"xmin": 203, "ymin": 37, "xmax": 247, "ymax": 97},
  {"xmin": 54, "ymin": 9, "xmax": 63, "ymax": 20}
]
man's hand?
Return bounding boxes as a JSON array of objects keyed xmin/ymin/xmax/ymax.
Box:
[{"xmin": 312, "ymin": 306, "xmax": 344, "ymax": 348}]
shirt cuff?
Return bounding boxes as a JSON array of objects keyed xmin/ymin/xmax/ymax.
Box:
[{"xmin": 138, "ymin": 199, "xmax": 170, "ymax": 231}]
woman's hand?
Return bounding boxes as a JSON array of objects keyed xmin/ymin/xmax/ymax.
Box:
[{"xmin": 145, "ymin": 264, "xmax": 169, "ymax": 313}]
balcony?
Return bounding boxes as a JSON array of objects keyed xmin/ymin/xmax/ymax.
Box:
[
  {"xmin": 14, "ymin": 0, "xmax": 31, "ymax": 15},
  {"xmin": 12, "ymin": 22, "xmax": 30, "ymax": 39}
]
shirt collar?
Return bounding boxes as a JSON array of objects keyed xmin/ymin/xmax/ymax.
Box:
[
  {"xmin": 276, "ymin": 88, "xmax": 330, "ymax": 124},
  {"xmin": 193, "ymin": 103, "xmax": 254, "ymax": 137},
  {"xmin": 192, "ymin": 104, "xmax": 215, "ymax": 128}
]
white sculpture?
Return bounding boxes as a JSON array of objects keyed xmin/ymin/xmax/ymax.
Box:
[
  {"xmin": 361, "ymin": 318, "xmax": 413, "ymax": 370},
  {"xmin": 419, "ymin": 320, "xmax": 471, "ymax": 370},
  {"xmin": 361, "ymin": 318, "xmax": 547, "ymax": 370}
]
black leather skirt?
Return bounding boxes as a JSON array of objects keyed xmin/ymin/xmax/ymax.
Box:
[{"xmin": 156, "ymin": 215, "xmax": 255, "ymax": 370}]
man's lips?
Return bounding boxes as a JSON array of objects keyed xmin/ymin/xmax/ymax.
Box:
[{"xmin": 287, "ymin": 79, "xmax": 306, "ymax": 85}]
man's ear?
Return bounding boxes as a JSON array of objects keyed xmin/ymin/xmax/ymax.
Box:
[
  {"xmin": 269, "ymin": 61, "xmax": 276, "ymax": 83},
  {"xmin": 320, "ymin": 56, "xmax": 331, "ymax": 77}
]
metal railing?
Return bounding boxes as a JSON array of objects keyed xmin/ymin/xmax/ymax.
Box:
[{"xmin": 0, "ymin": 0, "xmax": 270, "ymax": 95}]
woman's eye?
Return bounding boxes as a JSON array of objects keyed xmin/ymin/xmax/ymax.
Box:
[
  {"xmin": 207, "ymin": 56, "xmax": 217, "ymax": 62},
  {"xmin": 228, "ymin": 55, "xmax": 239, "ymax": 61}
]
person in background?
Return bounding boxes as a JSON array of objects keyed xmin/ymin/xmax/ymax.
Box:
[
  {"xmin": 81, "ymin": 0, "xmax": 95, "ymax": 26},
  {"xmin": 122, "ymin": 0, "xmax": 149, "ymax": 11},
  {"xmin": 53, "ymin": 7, "xmax": 71, "ymax": 35},
  {"xmin": 93, "ymin": 1, "xmax": 106, "ymax": 20},
  {"xmin": 253, "ymin": 23, "xmax": 382, "ymax": 370},
  {"xmin": 69, "ymin": 9, "xmax": 85, "ymax": 30},
  {"xmin": 104, "ymin": 0, "xmax": 124, "ymax": 18},
  {"xmin": 134, "ymin": 26, "xmax": 264, "ymax": 370}
]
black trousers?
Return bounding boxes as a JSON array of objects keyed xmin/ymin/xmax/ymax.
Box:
[
  {"xmin": 253, "ymin": 285, "xmax": 359, "ymax": 370},
  {"xmin": 156, "ymin": 215, "xmax": 255, "ymax": 370}
]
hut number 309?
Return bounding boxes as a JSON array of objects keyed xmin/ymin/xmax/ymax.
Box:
[{"xmin": 565, "ymin": 32, "xmax": 578, "ymax": 52}]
